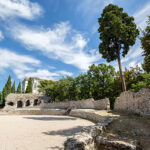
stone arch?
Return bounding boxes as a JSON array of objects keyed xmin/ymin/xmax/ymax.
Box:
[
  {"xmin": 33, "ymin": 99, "xmax": 38, "ymax": 106},
  {"xmin": 7, "ymin": 102, "xmax": 14, "ymax": 106},
  {"xmin": 25, "ymin": 100, "xmax": 30, "ymax": 107},
  {"xmin": 17, "ymin": 101, "xmax": 23, "ymax": 108}
]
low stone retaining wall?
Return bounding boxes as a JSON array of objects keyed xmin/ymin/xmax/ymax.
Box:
[
  {"xmin": 3, "ymin": 108, "xmax": 65, "ymax": 115},
  {"xmin": 69, "ymin": 109, "xmax": 107, "ymax": 123},
  {"xmin": 114, "ymin": 88, "xmax": 150, "ymax": 116}
]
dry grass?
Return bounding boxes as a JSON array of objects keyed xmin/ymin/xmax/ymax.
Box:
[{"xmin": 97, "ymin": 110, "xmax": 150, "ymax": 150}]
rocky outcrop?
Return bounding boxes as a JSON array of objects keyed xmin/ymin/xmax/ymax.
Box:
[
  {"xmin": 64, "ymin": 119, "xmax": 139, "ymax": 150},
  {"xmin": 96, "ymin": 136, "xmax": 137, "ymax": 150},
  {"xmin": 64, "ymin": 118, "xmax": 112, "ymax": 150},
  {"xmin": 65, "ymin": 109, "xmax": 140, "ymax": 150},
  {"xmin": 114, "ymin": 87, "xmax": 150, "ymax": 116}
]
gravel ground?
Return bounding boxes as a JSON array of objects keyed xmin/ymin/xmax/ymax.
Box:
[{"xmin": 0, "ymin": 115, "xmax": 94, "ymax": 150}]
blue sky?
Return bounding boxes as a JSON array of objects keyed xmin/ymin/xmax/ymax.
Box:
[{"xmin": 0, "ymin": 0, "xmax": 149, "ymax": 90}]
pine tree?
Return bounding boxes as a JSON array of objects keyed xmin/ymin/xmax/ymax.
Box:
[
  {"xmin": 25, "ymin": 78, "xmax": 33, "ymax": 93},
  {"xmin": 98, "ymin": 4, "xmax": 139, "ymax": 91},
  {"xmin": 17, "ymin": 82, "xmax": 21, "ymax": 93},
  {"xmin": 11, "ymin": 81, "xmax": 15, "ymax": 93}
]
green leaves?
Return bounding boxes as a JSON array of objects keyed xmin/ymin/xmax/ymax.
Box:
[
  {"xmin": 11, "ymin": 81, "xmax": 15, "ymax": 93},
  {"xmin": 25, "ymin": 78, "xmax": 32, "ymax": 93},
  {"xmin": 17, "ymin": 82, "xmax": 21, "ymax": 93},
  {"xmin": 98, "ymin": 4, "xmax": 139, "ymax": 61},
  {"xmin": 39, "ymin": 63, "xmax": 116, "ymax": 103},
  {"xmin": 140, "ymin": 17, "xmax": 150, "ymax": 73}
]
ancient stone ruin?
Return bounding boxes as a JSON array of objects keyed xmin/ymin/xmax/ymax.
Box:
[
  {"xmin": 114, "ymin": 87, "xmax": 150, "ymax": 116},
  {"xmin": 5, "ymin": 94, "xmax": 110, "ymax": 110},
  {"xmin": 3, "ymin": 88, "xmax": 150, "ymax": 150},
  {"xmin": 5, "ymin": 93, "xmax": 49, "ymax": 110}
]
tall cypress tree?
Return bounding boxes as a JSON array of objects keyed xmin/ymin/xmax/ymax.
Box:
[
  {"xmin": 11, "ymin": 81, "xmax": 15, "ymax": 93},
  {"xmin": 5, "ymin": 75, "xmax": 11, "ymax": 95},
  {"xmin": 2, "ymin": 87, "xmax": 7, "ymax": 107},
  {"xmin": 25, "ymin": 78, "xmax": 33, "ymax": 93},
  {"xmin": 17, "ymin": 82, "xmax": 21, "ymax": 93},
  {"xmin": 0, "ymin": 92, "xmax": 2, "ymax": 106}
]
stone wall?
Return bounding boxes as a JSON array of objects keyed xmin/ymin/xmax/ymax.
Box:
[
  {"xmin": 114, "ymin": 87, "xmax": 150, "ymax": 116},
  {"xmin": 69, "ymin": 109, "xmax": 106, "ymax": 123},
  {"xmin": 4, "ymin": 108, "xmax": 65, "ymax": 115},
  {"xmin": 41, "ymin": 98, "xmax": 110, "ymax": 110},
  {"xmin": 4, "ymin": 93, "xmax": 110, "ymax": 111}
]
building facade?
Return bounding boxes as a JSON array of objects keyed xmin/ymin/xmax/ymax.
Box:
[{"xmin": 22, "ymin": 77, "xmax": 43, "ymax": 94}]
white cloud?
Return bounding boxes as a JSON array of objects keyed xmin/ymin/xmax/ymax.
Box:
[
  {"xmin": 0, "ymin": 48, "xmax": 40, "ymax": 78},
  {"xmin": 0, "ymin": 0, "xmax": 43, "ymax": 20},
  {"xmin": 121, "ymin": 43, "xmax": 143, "ymax": 64},
  {"xmin": 21, "ymin": 69, "xmax": 73, "ymax": 80},
  {"xmin": 20, "ymin": 69, "xmax": 59, "ymax": 80},
  {"xmin": 0, "ymin": 48, "xmax": 73, "ymax": 80},
  {"xmin": 110, "ymin": 41, "xmax": 144, "ymax": 71},
  {"xmin": 10, "ymin": 22, "xmax": 101, "ymax": 71},
  {"xmin": 57, "ymin": 70, "xmax": 73, "ymax": 76},
  {"xmin": 134, "ymin": 2, "xmax": 150, "ymax": 29}
]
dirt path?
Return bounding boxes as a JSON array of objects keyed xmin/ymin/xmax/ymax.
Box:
[{"xmin": 0, "ymin": 115, "xmax": 94, "ymax": 150}]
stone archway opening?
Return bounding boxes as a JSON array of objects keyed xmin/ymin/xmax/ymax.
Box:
[
  {"xmin": 8, "ymin": 102, "xmax": 14, "ymax": 106},
  {"xmin": 17, "ymin": 101, "xmax": 23, "ymax": 108},
  {"xmin": 25, "ymin": 100, "xmax": 30, "ymax": 107},
  {"xmin": 33, "ymin": 99, "xmax": 38, "ymax": 106}
]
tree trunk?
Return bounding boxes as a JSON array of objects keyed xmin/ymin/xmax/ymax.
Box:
[{"xmin": 117, "ymin": 48, "xmax": 126, "ymax": 91}]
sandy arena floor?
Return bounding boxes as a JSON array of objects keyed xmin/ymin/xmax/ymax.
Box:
[{"xmin": 0, "ymin": 115, "xmax": 94, "ymax": 150}]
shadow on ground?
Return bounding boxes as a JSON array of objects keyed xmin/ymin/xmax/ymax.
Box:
[
  {"xmin": 23, "ymin": 116, "xmax": 77, "ymax": 121},
  {"xmin": 43, "ymin": 125, "xmax": 92, "ymax": 137},
  {"xmin": 48, "ymin": 146, "xmax": 63, "ymax": 150}
]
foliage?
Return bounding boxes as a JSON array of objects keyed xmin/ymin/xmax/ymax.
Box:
[
  {"xmin": 124, "ymin": 66, "xmax": 143, "ymax": 90},
  {"xmin": 11, "ymin": 81, "xmax": 15, "ymax": 93},
  {"xmin": 0, "ymin": 75, "xmax": 12, "ymax": 107},
  {"xmin": 25, "ymin": 78, "xmax": 33, "ymax": 93},
  {"xmin": 131, "ymin": 73, "xmax": 150, "ymax": 92},
  {"xmin": 98, "ymin": 4, "xmax": 139, "ymax": 91},
  {"xmin": 17, "ymin": 82, "xmax": 21, "ymax": 93},
  {"xmin": 140, "ymin": 17, "xmax": 150, "ymax": 73},
  {"xmin": 88, "ymin": 64, "xmax": 115, "ymax": 100},
  {"xmin": 39, "ymin": 63, "xmax": 116, "ymax": 107},
  {"xmin": 5, "ymin": 75, "xmax": 11, "ymax": 95},
  {"xmin": 142, "ymin": 56, "xmax": 150, "ymax": 73}
]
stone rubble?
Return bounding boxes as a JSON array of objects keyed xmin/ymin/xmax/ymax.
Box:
[{"xmin": 64, "ymin": 113, "xmax": 139, "ymax": 150}]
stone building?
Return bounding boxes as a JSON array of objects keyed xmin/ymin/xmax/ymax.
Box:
[
  {"xmin": 5, "ymin": 93, "xmax": 49, "ymax": 110},
  {"xmin": 22, "ymin": 77, "xmax": 44, "ymax": 94}
]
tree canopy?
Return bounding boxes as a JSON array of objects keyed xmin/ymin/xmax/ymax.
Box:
[{"xmin": 140, "ymin": 17, "xmax": 150, "ymax": 73}]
